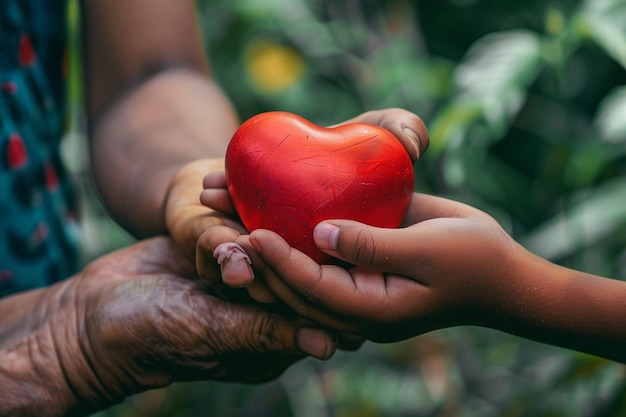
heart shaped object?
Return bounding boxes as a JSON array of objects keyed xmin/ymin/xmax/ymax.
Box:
[{"xmin": 225, "ymin": 111, "xmax": 414, "ymax": 264}]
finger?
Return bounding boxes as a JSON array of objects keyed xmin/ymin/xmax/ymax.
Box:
[
  {"xmin": 313, "ymin": 220, "xmax": 422, "ymax": 277},
  {"xmin": 201, "ymin": 171, "xmax": 236, "ymax": 213},
  {"xmin": 403, "ymin": 193, "xmax": 494, "ymax": 225},
  {"xmin": 247, "ymin": 281, "xmax": 278, "ymax": 303},
  {"xmin": 202, "ymin": 171, "xmax": 227, "ymax": 188},
  {"xmin": 200, "ymin": 189, "xmax": 236, "ymax": 214},
  {"xmin": 338, "ymin": 109, "xmax": 429, "ymax": 163},
  {"xmin": 196, "ymin": 225, "xmax": 242, "ymax": 287},
  {"xmin": 250, "ymin": 229, "xmax": 407, "ymax": 327},
  {"xmin": 197, "ymin": 295, "xmax": 337, "ymax": 361},
  {"xmin": 213, "ymin": 242, "xmax": 254, "ymax": 288},
  {"xmin": 227, "ymin": 235, "xmax": 278, "ymax": 302}
]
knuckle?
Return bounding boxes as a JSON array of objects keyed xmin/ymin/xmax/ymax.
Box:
[
  {"xmin": 293, "ymin": 299, "xmax": 314, "ymax": 319},
  {"xmin": 252, "ymin": 314, "xmax": 290, "ymax": 353},
  {"xmin": 349, "ymin": 229, "xmax": 377, "ymax": 268},
  {"xmin": 300, "ymin": 277, "xmax": 323, "ymax": 306}
]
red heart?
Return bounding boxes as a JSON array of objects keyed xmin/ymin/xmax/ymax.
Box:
[{"xmin": 225, "ymin": 111, "xmax": 414, "ymax": 264}]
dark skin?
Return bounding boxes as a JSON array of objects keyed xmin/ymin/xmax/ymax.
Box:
[
  {"xmin": 0, "ymin": 1, "xmax": 429, "ymax": 415},
  {"xmin": 246, "ymin": 193, "xmax": 626, "ymax": 362},
  {"xmin": 204, "ymin": 122, "xmax": 626, "ymax": 363},
  {"xmin": 0, "ymin": 237, "xmax": 335, "ymax": 416}
]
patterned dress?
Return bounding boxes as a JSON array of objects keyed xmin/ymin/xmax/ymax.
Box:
[{"xmin": 0, "ymin": 0, "xmax": 79, "ymax": 297}]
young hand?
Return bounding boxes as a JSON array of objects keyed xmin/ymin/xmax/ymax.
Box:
[
  {"xmin": 247, "ymin": 193, "xmax": 516, "ymax": 342},
  {"xmin": 164, "ymin": 157, "xmax": 257, "ymax": 301},
  {"xmin": 249, "ymin": 193, "xmax": 626, "ymax": 363}
]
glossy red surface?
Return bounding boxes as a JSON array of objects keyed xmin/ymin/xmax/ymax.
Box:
[{"xmin": 226, "ymin": 111, "xmax": 414, "ymax": 264}]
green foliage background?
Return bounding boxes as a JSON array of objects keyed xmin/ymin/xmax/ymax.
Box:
[{"xmin": 80, "ymin": 0, "xmax": 626, "ymax": 416}]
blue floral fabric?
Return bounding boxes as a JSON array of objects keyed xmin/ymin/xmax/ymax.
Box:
[{"xmin": 0, "ymin": 0, "xmax": 79, "ymax": 297}]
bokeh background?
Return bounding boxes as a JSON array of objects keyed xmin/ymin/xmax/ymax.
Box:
[{"xmin": 63, "ymin": 0, "xmax": 626, "ymax": 415}]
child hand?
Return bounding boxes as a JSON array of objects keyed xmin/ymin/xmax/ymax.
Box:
[
  {"xmin": 332, "ymin": 107, "xmax": 429, "ymax": 163},
  {"xmin": 247, "ymin": 193, "xmax": 521, "ymax": 342},
  {"xmin": 165, "ymin": 158, "xmax": 262, "ymax": 302},
  {"xmin": 199, "ymin": 108, "xmax": 430, "ymax": 303}
]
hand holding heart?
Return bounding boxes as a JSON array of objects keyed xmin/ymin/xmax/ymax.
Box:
[
  {"xmin": 225, "ymin": 111, "xmax": 416, "ymax": 264},
  {"xmin": 248, "ymin": 194, "xmax": 517, "ymax": 341},
  {"xmin": 200, "ymin": 108, "xmax": 429, "ymax": 297},
  {"xmin": 203, "ymin": 109, "xmax": 626, "ymax": 362}
]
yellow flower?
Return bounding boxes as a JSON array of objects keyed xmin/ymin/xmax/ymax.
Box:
[{"xmin": 245, "ymin": 39, "xmax": 305, "ymax": 93}]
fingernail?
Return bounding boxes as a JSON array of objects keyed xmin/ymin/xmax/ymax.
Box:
[
  {"xmin": 220, "ymin": 259, "xmax": 254, "ymax": 288},
  {"xmin": 313, "ymin": 222, "xmax": 339, "ymax": 252},
  {"xmin": 214, "ymin": 242, "xmax": 253, "ymax": 288},
  {"xmin": 402, "ymin": 126, "xmax": 421, "ymax": 161},
  {"xmin": 297, "ymin": 328, "xmax": 335, "ymax": 360}
]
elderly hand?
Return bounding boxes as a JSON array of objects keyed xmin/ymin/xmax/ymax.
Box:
[{"xmin": 0, "ymin": 237, "xmax": 335, "ymax": 417}]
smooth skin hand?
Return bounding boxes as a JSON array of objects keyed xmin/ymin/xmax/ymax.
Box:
[
  {"xmin": 0, "ymin": 237, "xmax": 336, "ymax": 417},
  {"xmin": 249, "ymin": 193, "xmax": 626, "ymax": 363}
]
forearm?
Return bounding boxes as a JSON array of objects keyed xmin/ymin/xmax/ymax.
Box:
[
  {"xmin": 492, "ymin": 248, "xmax": 626, "ymax": 362},
  {"xmin": 81, "ymin": 0, "xmax": 239, "ymax": 238},
  {"xmin": 89, "ymin": 68, "xmax": 239, "ymax": 237}
]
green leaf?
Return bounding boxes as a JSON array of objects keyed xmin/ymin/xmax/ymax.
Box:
[
  {"xmin": 574, "ymin": 0, "xmax": 626, "ymax": 69},
  {"xmin": 455, "ymin": 30, "xmax": 543, "ymax": 100},
  {"xmin": 595, "ymin": 85, "xmax": 626, "ymax": 143},
  {"xmin": 429, "ymin": 100, "xmax": 484, "ymax": 154},
  {"xmin": 519, "ymin": 178, "xmax": 626, "ymax": 260},
  {"xmin": 429, "ymin": 30, "xmax": 544, "ymax": 154}
]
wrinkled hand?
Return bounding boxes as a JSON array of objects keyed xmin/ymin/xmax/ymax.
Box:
[
  {"xmin": 42, "ymin": 237, "xmax": 336, "ymax": 415},
  {"xmin": 247, "ymin": 193, "xmax": 521, "ymax": 342}
]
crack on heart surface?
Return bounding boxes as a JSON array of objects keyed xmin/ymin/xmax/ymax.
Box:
[
  {"xmin": 277, "ymin": 133, "xmax": 293, "ymax": 148},
  {"xmin": 291, "ymin": 154, "xmax": 326, "ymax": 163},
  {"xmin": 329, "ymin": 135, "xmax": 379, "ymax": 153},
  {"xmin": 225, "ymin": 111, "xmax": 414, "ymax": 264}
]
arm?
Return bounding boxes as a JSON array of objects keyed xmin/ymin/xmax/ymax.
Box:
[
  {"xmin": 0, "ymin": 237, "xmax": 335, "ymax": 417},
  {"xmin": 248, "ymin": 193, "xmax": 626, "ymax": 362},
  {"xmin": 81, "ymin": 0, "xmax": 239, "ymax": 258}
]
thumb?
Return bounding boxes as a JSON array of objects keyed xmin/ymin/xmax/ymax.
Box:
[{"xmin": 313, "ymin": 220, "xmax": 416, "ymax": 274}]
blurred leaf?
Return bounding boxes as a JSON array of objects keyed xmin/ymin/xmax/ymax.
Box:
[
  {"xmin": 565, "ymin": 139, "xmax": 626, "ymax": 187},
  {"xmin": 430, "ymin": 30, "xmax": 544, "ymax": 153},
  {"xmin": 455, "ymin": 30, "xmax": 543, "ymax": 100},
  {"xmin": 228, "ymin": 0, "xmax": 312, "ymax": 21},
  {"xmin": 574, "ymin": 0, "xmax": 626, "ymax": 68},
  {"xmin": 595, "ymin": 378, "xmax": 626, "ymax": 417},
  {"xmin": 595, "ymin": 85, "xmax": 626, "ymax": 142},
  {"xmin": 426, "ymin": 100, "xmax": 483, "ymax": 154},
  {"xmin": 520, "ymin": 177, "xmax": 626, "ymax": 260}
]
